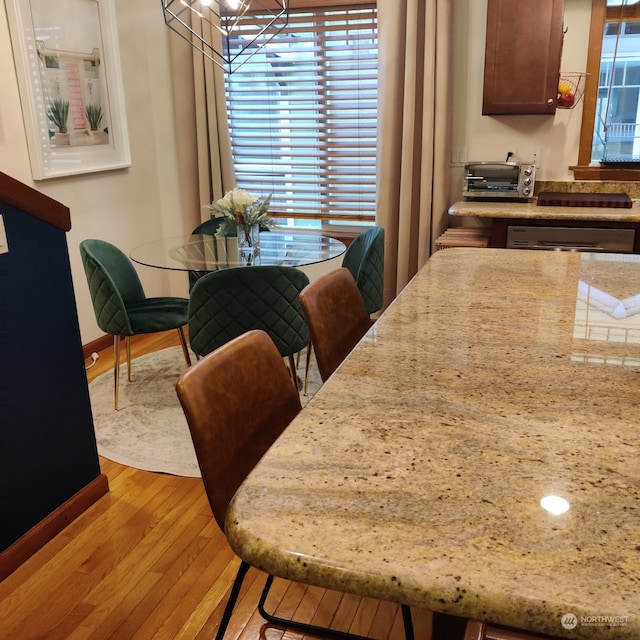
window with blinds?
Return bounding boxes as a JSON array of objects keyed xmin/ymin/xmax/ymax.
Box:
[
  {"xmin": 594, "ymin": 0, "xmax": 640, "ymax": 163},
  {"xmin": 224, "ymin": 5, "xmax": 378, "ymax": 226}
]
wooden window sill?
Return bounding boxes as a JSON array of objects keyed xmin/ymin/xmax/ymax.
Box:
[{"xmin": 570, "ymin": 165, "xmax": 640, "ymax": 181}]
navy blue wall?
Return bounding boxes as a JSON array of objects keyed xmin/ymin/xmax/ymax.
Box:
[{"xmin": 0, "ymin": 203, "xmax": 101, "ymax": 551}]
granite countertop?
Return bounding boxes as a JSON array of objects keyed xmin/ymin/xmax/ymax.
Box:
[
  {"xmin": 449, "ymin": 198, "xmax": 640, "ymax": 221},
  {"xmin": 450, "ymin": 180, "xmax": 640, "ymax": 222},
  {"xmin": 227, "ymin": 248, "xmax": 640, "ymax": 639}
]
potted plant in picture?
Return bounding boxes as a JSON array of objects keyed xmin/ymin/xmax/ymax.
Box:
[
  {"xmin": 85, "ymin": 103, "xmax": 103, "ymax": 132},
  {"xmin": 47, "ymin": 99, "xmax": 69, "ymax": 146},
  {"xmin": 207, "ymin": 188, "xmax": 277, "ymax": 260},
  {"xmin": 84, "ymin": 103, "xmax": 109, "ymax": 145}
]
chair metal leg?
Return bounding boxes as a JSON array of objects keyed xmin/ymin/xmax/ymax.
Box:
[
  {"xmin": 304, "ymin": 343, "xmax": 312, "ymax": 395},
  {"xmin": 126, "ymin": 336, "xmax": 132, "ymax": 382},
  {"xmin": 258, "ymin": 574, "xmax": 415, "ymax": 640},
  {"xmin": 215, "ymin": 561, "xmax": 415, "ymax": 640},
  {"xmin": 113, "ymin": 335, "xmax": 121, "ymax": 411},
  {"xmin": 215, "ymin": 560, "xmax": 251, "ymax": 640},
  {"xmin": 287, "ymin": 354, "xmax": 299, "ymax": 391},
  {"xmin": 177, "ymin": 326, "xmax": 192, "ymax": 367},
  {"xmin": 401, "ymin": 604, "xmax": 415, "ymax": 640}
]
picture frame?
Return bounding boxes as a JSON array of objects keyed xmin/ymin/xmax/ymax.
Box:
[{"xmin": 5, "ymin": 0, "xmax": 131, "ymax": 180}]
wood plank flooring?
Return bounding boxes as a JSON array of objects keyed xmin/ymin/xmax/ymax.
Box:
[{"xmin": 0, "ymin": 332, "xmax": 433, "ymax": 640}]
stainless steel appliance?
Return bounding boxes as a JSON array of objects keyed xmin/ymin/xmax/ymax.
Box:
[
  {"xmin": 506, "ymin": 225, "xmax": 636, "ymax": 253},
  {"xmin": 463, "ymin": 161, "xmax": 536, "ymax": 201}
]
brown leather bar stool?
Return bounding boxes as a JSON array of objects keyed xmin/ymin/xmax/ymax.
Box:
[
  {"xmin": 176, "ymin": 330, "xmax": 415, "ymax": 640},
  {"xmin": 299, "ymin": 267, "xmax": 374, "ymax": 385}
]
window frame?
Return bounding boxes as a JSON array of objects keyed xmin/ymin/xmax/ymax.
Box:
[
  {"xmin": 572, "ymin": 0, "xmax": 640, "ymax": 180},
  {"xmin": 224, "ymin": 1, "xmax": 378, "ymax": 231}
]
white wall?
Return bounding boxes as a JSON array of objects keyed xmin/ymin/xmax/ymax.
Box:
[
  {"xmin": 0, "ymin": 0, "xmax": 200, "ymax": 344},
  {"xmin": 450, "ymin": 0, "xmax": 592, "ymax": 205}
]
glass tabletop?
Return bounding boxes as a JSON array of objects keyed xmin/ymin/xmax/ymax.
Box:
[{"xmin": 130, "ymin": 232, "xmax": 346, "ymax": 271}]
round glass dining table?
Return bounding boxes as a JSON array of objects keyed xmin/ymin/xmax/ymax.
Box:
[{"xmin": 130, "ymin": 231, "xmax": 346, "ymax": 272}]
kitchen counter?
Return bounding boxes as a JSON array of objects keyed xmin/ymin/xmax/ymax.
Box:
[
  {"xmin": 227, "ymin": 248, "xmax": 640, "ymax": 639},
  {"xmin": 448, "ymin": 199, "xmax": 640, "ymax": 252},
  {"xmin": 449, "ymin": 198, "xmax": 640, "ymax": 221}
]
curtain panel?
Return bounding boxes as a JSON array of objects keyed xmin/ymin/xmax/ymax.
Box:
[
  {"xmin": 376, "ymin": 0, "xmax": 453, "ymax": 306},
  {"xmin": 191, "ymin": 20, "xmax": 236, "ymax": 221}
]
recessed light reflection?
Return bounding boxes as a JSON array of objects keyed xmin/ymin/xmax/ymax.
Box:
[{"xmin": 541, "ymin": 495, "xmax": 570, "ymax": 515}]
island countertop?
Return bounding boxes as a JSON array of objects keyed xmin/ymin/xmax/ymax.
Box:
[
  {"xmin": 227, "ymin": 248, "xmax": 640, "ymax": 639},
  {"xmin": 449, "ymin": 198, "xmax": 640, "ymax": 222}
]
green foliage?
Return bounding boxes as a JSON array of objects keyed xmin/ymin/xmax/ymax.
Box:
[
  {"xmin": 47, "ymin": 99, "xmax": 69, "ymax": 133},
  {"xmin": 85, "ymin": 104, "xmax": 104, "ymax": 131}
]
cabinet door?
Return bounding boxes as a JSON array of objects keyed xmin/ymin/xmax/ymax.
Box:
[{"xmin": 483, "ymin": 0, "xmax": 565, "ymax": 115}]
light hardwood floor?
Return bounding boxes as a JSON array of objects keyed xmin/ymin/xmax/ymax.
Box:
[{"xmin": 0, "ymin": 332, "xmax": 433, "ymax": 640}]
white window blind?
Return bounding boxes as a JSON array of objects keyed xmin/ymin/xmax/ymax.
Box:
[{"xmin": 225, "ymin": 5, "xmax": 378, "ymax": 222}]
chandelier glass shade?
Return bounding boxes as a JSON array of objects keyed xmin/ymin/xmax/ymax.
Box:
[{"xmin": 161, "ymin": 0, "xmax": 289, "ymax": 73}]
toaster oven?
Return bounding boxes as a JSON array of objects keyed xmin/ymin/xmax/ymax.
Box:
[{"xmin": 463, "ymin": 161, "xmax": 536, "ymax": 201}]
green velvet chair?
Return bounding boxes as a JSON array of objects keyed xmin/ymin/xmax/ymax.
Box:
[
  {"xmin": 188, "ymin": 217, "xmax": 229, "ymax": 290},
  {"xmin": 188, "ymin": 265, "xmax": 310, "ymax": 390},
  {"xmin": 341, "ymin": 226, "xmax": 385, "ymax": 315},
  {"xmin": 80, "ymin": 239, "xmax": 191, "ymax": 410},
  {"xmin": 192, "ymin": 217, "xmax": 227, "ymax": 237},
  {"xmin": 188, "ymin": 217, "xmax": 270, "ymax": 289}
]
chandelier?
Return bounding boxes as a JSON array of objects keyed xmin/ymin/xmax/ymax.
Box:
[{"xmin": 161, "ymin": 0, "xmax": 289, "ymax": 74}]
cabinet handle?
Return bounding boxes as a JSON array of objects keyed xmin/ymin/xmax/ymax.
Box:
[{"xmin": 547, "ymin": 98, "xmax": 554, "ymax": 106}]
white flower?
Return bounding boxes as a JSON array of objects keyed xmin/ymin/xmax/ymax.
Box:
[
  {"xmin": 217, "ymin": 188, "xmax": 257, "ymax": 211},
  {"xmin": 205, "ymin": 187, "xmax": 278, "ymax": 237}
]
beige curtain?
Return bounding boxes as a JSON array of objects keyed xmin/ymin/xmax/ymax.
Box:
[
  {"xmin": 191, "ymin": 25, "xmax": 236, "ymax": 222},
  {"xmin": 376, "ymin": 0, "xmax": 452, "ymax": 306}
]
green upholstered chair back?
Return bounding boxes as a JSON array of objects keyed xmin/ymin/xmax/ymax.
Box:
[
  {"xmin": 188, "ymin": 217, "xmax": 236, "ymax": 291},
  {"xmin": 341, "ymin": 226, "xmax": 385, "ymax": 314},
  {"xmin": 188, "ymin": 265, "xmax": 310, "ymax": 358},
  {"xmin": 80, "ymin": 239, "xmax": 146, "ymax": 336},
  {"xmin": 191, "ymin": 217, "xmax": 267, "ymax": 236},
  {"xmin": 192, "ymin": 217, "xmax": 231, "ymax": 237}
]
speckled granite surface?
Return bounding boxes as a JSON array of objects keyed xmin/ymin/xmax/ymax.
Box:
[
  {"xmin": 536, "ymin": 180, "xmax": 640, "ymax": 199},
  {"xmin": 227, "ymin": 249, "xmax": 640, "ymax": 639},
  {"xmin": 450, "ymin": 181, "xmax": 640, "ymax": 222},
  {"xmin": 449, "ymin": 199, "xmax": 640, "ymax": 221}
]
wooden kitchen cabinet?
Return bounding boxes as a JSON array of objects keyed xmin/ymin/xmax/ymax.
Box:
[{"xmin": 483, "ymin": 0, "xmax": 565, "ymax": 115}]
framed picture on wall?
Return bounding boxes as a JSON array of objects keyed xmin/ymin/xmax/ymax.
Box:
[{"xmin": 5, "ymin": 0, "xmax": 131, "ymax": 180}]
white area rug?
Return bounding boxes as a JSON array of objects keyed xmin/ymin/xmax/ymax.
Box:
[{"xmin": 89, "ymin": 346, "xmax": 321, "ymax": 477}]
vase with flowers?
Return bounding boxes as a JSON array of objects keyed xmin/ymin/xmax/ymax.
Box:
[{"xmin": 206, "ymin": 188, "xmax": 277, "ymax": 261}]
